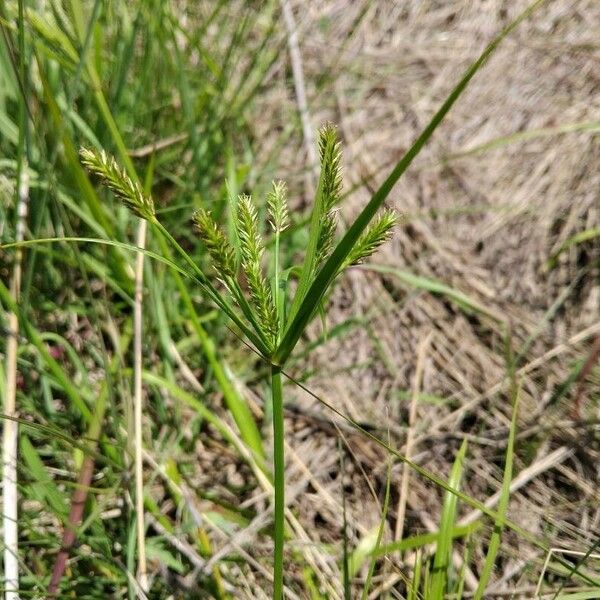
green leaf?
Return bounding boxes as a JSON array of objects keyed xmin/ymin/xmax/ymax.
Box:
[
  {"xmin": 146, "ymin": 539, "xmax": 186, "ymax": 574},
  {"xmin": 20, "ymin": 436, "xmax": 68, "ymax": 516},
  {"xmin": 26, "ymin": 9, "xmax": 79, "ymax": 69},
  {"xmin": 473, "ymin": 339, "xmax": 519, "ymax": 599},
  {"xmin": 548, "ymin": 227, "xmax": 600, "ymax": 269},
  {"xmin": 274, "ymin": 0, "xmax": 546, "ymax": 365},
  {"xmin": 553, "ymin": 593, "xmax": 600, "ymax": 600},
  {"xmin": 429, "ymin": 439, "xmax": 468, "ymax": 599},
  {"xmin": 360, "ymin": 264, "xmax": 499, "ymax": 319},
  {"xmin": 348, "ymin": 527, "xmax": 379, "ymax": 579},
  {"xmin": 374, "ymin": 523, "xmax": 481, "ymax": 557}
]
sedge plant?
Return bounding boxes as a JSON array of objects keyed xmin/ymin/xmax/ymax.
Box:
[
  {"xmin": 78, "ymin": 6, "xmax": 556, "ymax": 585},
  {"xmin": 80, "ymin": 124, "xmax": 398, "ymax": 598}
]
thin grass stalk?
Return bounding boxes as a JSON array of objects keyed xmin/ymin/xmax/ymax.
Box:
[
  {"xmin": 395, "ymin": 333, "xmax": 432, "ymax": 540},
  {"xmin": 429, "ymin": 439, "xmax": 468, "ymax": 599},
  {"xmin": 2, "ymin": 167, "xmax": 28, "ymax": 600},
  {"xmin": 134, "ymin": 219, "xmax": 148, "ymax": 591},
  {"xmin": 3, "ymin": 2, "xmax": 28, "ymax": 594},
  {"xmin": 271, "ymin": 364, "xmax": 285, "ymax": 599}
]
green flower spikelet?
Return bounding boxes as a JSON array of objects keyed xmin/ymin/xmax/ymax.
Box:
[
  {"xmin": 236, "ymin": 195, "xmax": 278, "ymax": 348},
  {"xmin": 80, "ymin": 147, "xmax": 155, "ymax": 221},
  {"xmin": 193, "ymin": 208, "xmax": 236, "ymax": 280}
]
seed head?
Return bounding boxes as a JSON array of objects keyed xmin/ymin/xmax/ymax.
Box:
[
  {"xmin": 345, "ymin": 210, "xmax": 399, "ymax": 267},
  {"xmin": 80, "ymin": 147, "xmax": 155, "ymax": 221},
  {"xmin": 236, "ymin": 195, "xmax": 278, "ymax": 348},
  {"xmin": 192, "ymin": 208, "xmax": 236, "ymax": 279},
  {"xmin": 267, "ymin": 180, "xmax": 290, "ymax": 233}
]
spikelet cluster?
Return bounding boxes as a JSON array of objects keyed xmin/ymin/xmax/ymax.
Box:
[
  {"xmin": 80, "ymin": 147, "xmax": 155, "ymax": 220},
  {"xmin": 236, "ymin": 195, "xmax": 278, "ymax": 346},
  {"xmin": 81, "ymin": 127, "xmax": 398, "ymax": 358},
  {"xmin": 267, "ymin": 181, "xmax": 290, "ymax": 233},
  {"xmin": 345, "ymin": 210, "xmax": 399, "ymax": 267},
  {"xmin": 192, "ymin": 209, "xmax": 236, "ymax": 279},
  {"xmin": 315, "ymin": 124, "xmax": 342, "ymax": 266}
]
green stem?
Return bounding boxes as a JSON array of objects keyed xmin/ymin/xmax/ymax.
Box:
[
  {"xmin": 154, "ymin": 235, "xmax": 266, "ymax": 462},
  {"xmin": 271, "ymin": 364, "xmax": 284, "ymax": 599}
]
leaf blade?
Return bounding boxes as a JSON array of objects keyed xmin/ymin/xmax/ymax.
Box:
[{"xmin": 274, "ymin": 0, "xmax": 546, "ymax": 365}]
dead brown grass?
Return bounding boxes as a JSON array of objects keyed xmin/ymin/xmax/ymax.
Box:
[{"xmin": 239, "ymin": 1, "xmax": 600, "ymax": 596}]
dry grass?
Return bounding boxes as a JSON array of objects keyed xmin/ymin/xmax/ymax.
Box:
[
  {"xmin": 3, "ymin": 1, "xmax": 598, "ymax": 597},
  {"xmin": 234, "ymin": 1, "xmax": 600, "ymax": 595}
]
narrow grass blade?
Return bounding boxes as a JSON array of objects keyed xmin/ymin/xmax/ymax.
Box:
[
  {"xmin": 274, "ymin": 0, "xmax": 546, "ymax": 365},
  {"xmin": 408, "ymin": 550, "xmax": 423, "ymax": 600},
  {"xmin": 20, "ymin": 436, "xmax": 68, "ymax": 516},
  {"xmin": 348, "ymin": 527, "xmax": 380, "ymax": 579},
  {"xmin": 359, "ymin": 264, "xmax": 500, "ymax": 320},
  {"xmin": 548, "ymin": 227, "xmax": 600, "ymax": 269},
  {"xmin": 448, "ymin": 120, "xmax": 600, "ymax": 159},
  {"xmin": 361, "ymin": 455, "xmax": 392, "ymax": 600},
  {"xmin": 429, "ymin": 439, "xmax": 468, "ymax": 599},
  {"xmin": 553, "ymin": 592, "xmax": 600, "ymax": 600},
  {"xmin": 550, "ymin": 540, "xmax": 600, "ymax": 599},
  {"xmin": 454, "ymin": 537, "xmax": 473, "ymax": 600},
  {"xmin": 374, "ymin": 523, "xmax": 480, "ymax": 558},
  {"xmin": 473, "ymin": 342, "xmax": 519, "ymax": 599}
]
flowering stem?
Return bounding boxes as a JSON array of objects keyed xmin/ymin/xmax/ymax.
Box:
[{"xmin": 271, "ymin": 363, "xmax": 285, "ymax": 599}]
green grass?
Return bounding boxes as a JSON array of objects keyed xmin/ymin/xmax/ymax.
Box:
[{"xmin": 1, "ymin": 0, "xmax": 599, "ymax": 598}]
